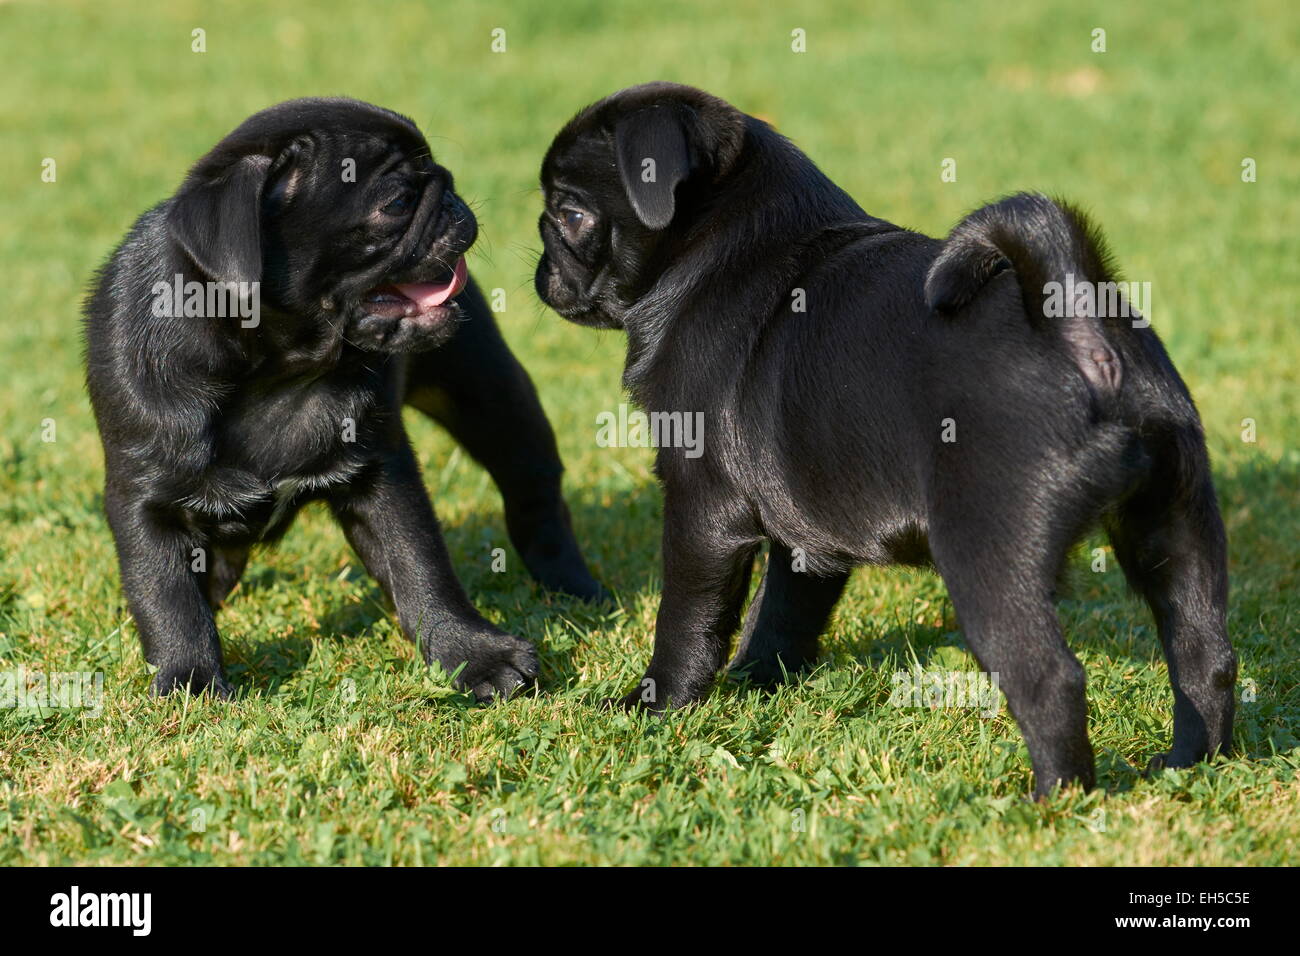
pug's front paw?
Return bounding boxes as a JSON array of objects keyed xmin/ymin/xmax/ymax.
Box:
[{"xmin": 430, "ymin": 631, "xmax": 539, "ymax": 704}]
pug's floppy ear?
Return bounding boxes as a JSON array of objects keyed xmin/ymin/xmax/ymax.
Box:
[
  {"xmin": 166, "ymin": 153, "xmax": 272, "ymax": 285},
  {"xmin": 615, "ymin": 106, "xmax": 691, "ymax": 231}
]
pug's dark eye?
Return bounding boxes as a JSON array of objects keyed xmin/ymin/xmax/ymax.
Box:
[
  {"xmin": 381, "ymin": 191, "xmax": 416, "ymax": 216},
  {"xmin": 559, "ymin": 207, "xmax": 591, "ymax": 240}
]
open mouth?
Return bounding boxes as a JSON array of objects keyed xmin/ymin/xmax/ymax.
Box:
[{"xmin": 363, "ymin": 256, "xmax": 468, "ymax": 322}]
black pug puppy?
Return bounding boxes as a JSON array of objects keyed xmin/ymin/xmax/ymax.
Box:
[
  {"xmin": 86, "ymin": 97, "xmax": 603, "ymax": 702},
  {"xmin": 534, "ymin": 82, "xmax": 1236, "ymax": 796}
]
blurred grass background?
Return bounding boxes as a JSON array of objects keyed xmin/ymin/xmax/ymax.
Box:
[{"xmin": 0, "ymin": 0, "xmax": 1296, "ymax": 865}]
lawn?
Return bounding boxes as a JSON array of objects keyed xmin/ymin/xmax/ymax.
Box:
[{"xmin": 0, "ymin": 0, "xmax": 1296, "ymax": 865}]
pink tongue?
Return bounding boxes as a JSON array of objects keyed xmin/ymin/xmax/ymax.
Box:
[{"xmin": 394, "ymin": 257, "xmax": 468, "ymax": 310}]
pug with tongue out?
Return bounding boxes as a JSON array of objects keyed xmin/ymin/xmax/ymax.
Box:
[{"xmin": 84, "ymin": 98, "xmax": 604, "ymax": 701}]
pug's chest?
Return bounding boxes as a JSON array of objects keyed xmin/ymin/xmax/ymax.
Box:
[
  {"xmin": 228, "ymin": 375, "xmax": 387, "ymax": 455},
  {"xmin": 225, "ymin": 413, "xmax": 369, "ymax": 480},
  {"xmin": 187, "ymin": 447, "xmax": 369, "ymax": 545},
  {"xmin": 192, "ymin": 377, "xmax": 393, "ymax": 538},
  {"xmin": 263, "ymin": 455, "xmax": 366, "ymax": 526}
]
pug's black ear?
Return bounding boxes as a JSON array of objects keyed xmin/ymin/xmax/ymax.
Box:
[
  {"xmin": 615, "ymin": 107, "xmax": 691, "ymax": 231},
  {"xmin": 166, "ymin": 154, "xmax": 272, "ymax": 285}
]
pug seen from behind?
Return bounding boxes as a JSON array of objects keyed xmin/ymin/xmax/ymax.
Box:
[
  {"xmin": 86, "ymin": 98, "xmax": 604, "ymax": 702},
  {"xmin": 534, "ymin": 83, "xmax": 1236, "ymax": 797}
]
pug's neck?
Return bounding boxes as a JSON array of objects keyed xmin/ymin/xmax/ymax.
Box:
[{"xmin": 621, "ymin": 117, "xmax": 898, "ymax": 412}]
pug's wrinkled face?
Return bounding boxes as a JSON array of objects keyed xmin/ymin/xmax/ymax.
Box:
[
  {"xmin": 534, "ymin": 135, "xmax": 644, "ymax": 330},
  {"xmin": 533, "ymin": 83, "xmax": 748, "ymax": 331},
  {"xmin": 260, "ymin": 130, "xmax": 477, "ymax": 353},
  {"xmin": 168, "ymin": 100, "xmax": 479, "ymax": 357}
]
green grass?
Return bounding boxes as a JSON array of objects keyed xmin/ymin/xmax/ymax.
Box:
[{"xmin": 1, "ymin": 0, "xmax": 1297, "ymax": 865}]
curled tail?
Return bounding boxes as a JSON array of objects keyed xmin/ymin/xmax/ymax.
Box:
[{"xmin": 924, "ymin": 192, "xmax": 1124, "ymax": 397}]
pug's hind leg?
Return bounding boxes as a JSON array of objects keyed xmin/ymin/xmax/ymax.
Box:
[
  {"xmin": 200, "ymin": 545, "xmax": 250, "ymax": 610},
  {"xmin": 728, "ymin": 542, "xmax": 848, "ymax": 686},
  {"xmin": 1107, "ymin": 463, "xmax": 1235, "ymax": 772},
  {"xmin": 403, "ymin": 279, "xmax": 605, "ymax": 602},
  {"xmin": 928, "ymin": 519, "xmax": 1095, "ymax": 799}
]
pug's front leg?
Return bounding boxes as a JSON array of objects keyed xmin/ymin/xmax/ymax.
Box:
[
  {"xmin": 617, "ymin": 498, "xmax": 757, "ymax": 711},
  {"xmin": 105, "ymin": 489, "xmax": 232, "ymax": 697},
  {"xmin": 330, "ymin": 442, "xmax": 538, "ymax": 701}
]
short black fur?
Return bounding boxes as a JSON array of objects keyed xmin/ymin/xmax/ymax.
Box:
[
  {"xmin": 534, "ymin": 83, "xmax": 1235, "ymax": 797},
  {"xmin": 86, "ymin": 97, "xmax": 603, "ymax": 701}
]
